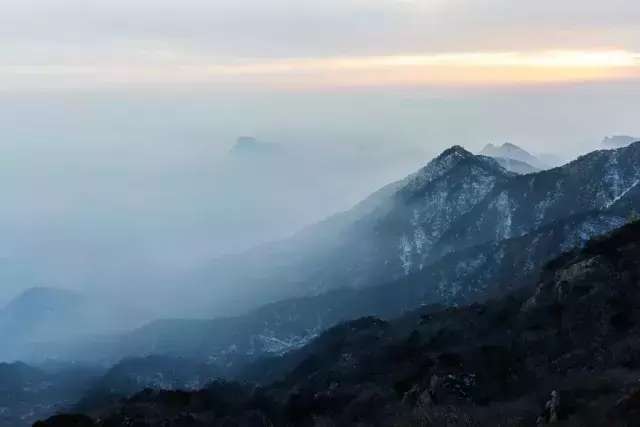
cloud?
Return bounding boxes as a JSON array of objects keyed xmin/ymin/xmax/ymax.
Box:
[
  {"xmin": 1, "ymin": 0, "xmax": 639, "ymax": 89},
  {"xmin": 2, "ymin": 0, "xmax": 640, "ymax": 54},
  {"xmin": 1, "ymin": 49, "xmax": 638, "ymax": 90}
]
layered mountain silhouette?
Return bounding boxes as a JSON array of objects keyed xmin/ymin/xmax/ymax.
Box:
[
  {"xmin": 24, "ymin": 142, "xmax": 640, "ymax": 427},
  {"xmin": 0, "ymin": 361, "xmax": 100, "ymax": 427},
  {"xmin": 33, "ymin": 143, "xmax": 640, "ymax": 367},
  {"xmin": 228, "ymin": 136, "xmax": 282, "ymax": 157},
  {"xmin": 39, "ymin": 219, "xmax": 640, "ymax": 426},
  {"xmin": 0, "ymin": 288, "xmax": 84, "ymax": 359},
  {"xmin": 480, "ymin": 142, "xmax": 548, "ymax": 170},
  {"xmin": 195, "ymin": 143, "xmax": 639, "ymax": 313},
  {"xmin": 0, "ymin": 287, "xmax": 147, "ymax": 362},
  {"xmin": 491, "ymin": 156, "xmax": 539, "ymax": 174}
]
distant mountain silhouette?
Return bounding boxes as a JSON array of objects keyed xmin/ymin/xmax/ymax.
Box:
[
  {"xmin": 491, "ymin": 156, "xmax": 539, "ymax": 174},
  {"xmin": 602, "ymin": 135, "xmax": 639, "ymax": 148},
  {"xmin": 480, "ymin": 142, "xmax": 548, "ymax": 169},
  {"xmin": 0, "ymin": 287, "xmax": 83, "ymax": 350},
  {"xmin": 197, "ymin": 143, "xmax": 639, "ymax": 311},
  {"xmin": 0, "ymin": 287, "xmax": 145, "ymax": 362},
  {"xmin": 228, "ymin": 136, "xmax": 282, "ymax": 157},
  {"xmin": 0, "ymin": 360, "xmax": 100, "ymax": 427},
  {"xmin": 36, "ymin": 143, "xmax": 640, "ymax": 366}
]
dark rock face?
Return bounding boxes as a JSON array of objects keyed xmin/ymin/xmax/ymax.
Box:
[
  {"xmin": 43, "ymin": 221, "xmax": 640, "ymax": 426},
  {"xmin": 33, "ymin": 415, "xmax": 95, "ymax": 427},
  {"xmin": 79, "ymin": 355, "xmax": 223, "ymax": 400}
]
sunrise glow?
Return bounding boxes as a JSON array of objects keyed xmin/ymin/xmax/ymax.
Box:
[{"xmin": 2, "ymin": 49, "xmax": 639, "ymax": 89}]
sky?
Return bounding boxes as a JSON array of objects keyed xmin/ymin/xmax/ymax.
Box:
[
  {"xmin": 1, "ymin": 0, "xmax": 640, "ymax": 89},
  {"xmin": 0, "ymin": 0, "xmax": 639, "ymax": 316}
]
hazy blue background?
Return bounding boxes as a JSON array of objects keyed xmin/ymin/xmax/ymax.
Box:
[
  {"xmin": 0, "ymin": 0, "xmax": 639, "ymax": 321},
  {"xmin": 1, "ymin": 82, "xmax": 638, "ymax": 312}
]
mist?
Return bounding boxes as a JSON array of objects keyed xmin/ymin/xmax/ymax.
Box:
[
  {"xmin": 2, "ymin": 0, "xmax": 640, "ymax": 425},
  {"xmin": 0, "ymin": 81, "xmax": 638, "ymax": 317}
]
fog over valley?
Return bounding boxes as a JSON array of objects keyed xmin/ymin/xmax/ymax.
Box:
[
  {"xmin": 2, "ymin": 1, "xmax": 640, "ymax": 425},
  {"xmin": 1, "ymin": 83, "xmax": 638, "ymax": 316}
]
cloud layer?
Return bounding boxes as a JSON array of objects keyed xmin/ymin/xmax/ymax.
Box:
[{"xmin": 2, "ymin": 0, "xmax": 640, "ymax": 88}]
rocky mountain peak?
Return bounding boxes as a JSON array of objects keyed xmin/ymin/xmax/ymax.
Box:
[
  {"xmin": 407, "ymin": 145, "xmax": 499, "ymax": 192},
  {"xmin": 437, "ymin": 144, "xmax": 473, "ymax": 159},
  {"xmin": 228, "ymin": 136, "xmax": 281, "ymax": 157},
  {"xmin": 481, "ymin": 142, "xmax": 528, "ymax": 156}
]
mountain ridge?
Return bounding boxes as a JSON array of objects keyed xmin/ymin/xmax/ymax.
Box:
[
  {"xmin": 28, "ymin": 143, "xmax": 640, "ymax": 366},
  {"xmin": 480, "ymin": 142, "xmax": 548, "ymax": 169},
  {"xmin": 41, "ymin": 219, "xmax": 640, "ymax": 426}
]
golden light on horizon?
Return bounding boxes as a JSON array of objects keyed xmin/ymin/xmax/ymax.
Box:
[
  {"xmin": 196, "ymin": 49, "xmax": 640, "ymax": 87},
  {"xmin": 1, "ymin": 49, "xmax": 639, "ymax": 89}
]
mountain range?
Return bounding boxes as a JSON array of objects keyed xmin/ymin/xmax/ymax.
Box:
[
  {"xmin": 38, "ymin": 215, "xmax": 640, "ymax": 426},
  {"xmin": 229, "ymin": 136, "xmax": 282, "ymax": 157},
  {"xmin": 26, "ymin": 142, "xmax": 640, "ymax": 368},
  {"xmin": 480, "ymin": 142, "xmax": 548, "ymax": 170},
  {"xmin": 8, "ymin": 140, "xmax": 640, "ymax": 427},
  {"xmin": 489, "ymin": 156, "xmax": 539, "ymax": 174},
  {"xmin": 191, "ymin": 142, "xmax": 638, "ymax": 313},
  {"xmin": 0, "ymin": 287, "xmax": 147, "ymax": 362},
  {"xmin": 0, "ymin": 361, "xmax": 100, "ymax": 427}
]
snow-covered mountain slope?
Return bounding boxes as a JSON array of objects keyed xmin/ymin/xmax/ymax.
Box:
[
  {"xmin": 32, "ymin": 144, "xmax": 640, "ymax": 365},
  {"xmin": 40, "ymin": 210, "xmax": 628, "ymax": 365},
  {"xmin": 435, "ymin": 143, "xmax": 640, "ymax": 258},
  {"xmin": 47, "ymin": 221, "xmax": 640, "ymax": 427},
  {"xmin": 185, "ymin": 146, "xmax": 513, "ymax": 315},
  {"xmin": 195, "ymin": 143, "xmax": 640, "ymax": 316}
]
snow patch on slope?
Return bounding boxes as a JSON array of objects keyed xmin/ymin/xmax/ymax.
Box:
[{"xmin": 493, "ymin": 191, "xmax": 514, "ymax": 240}]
